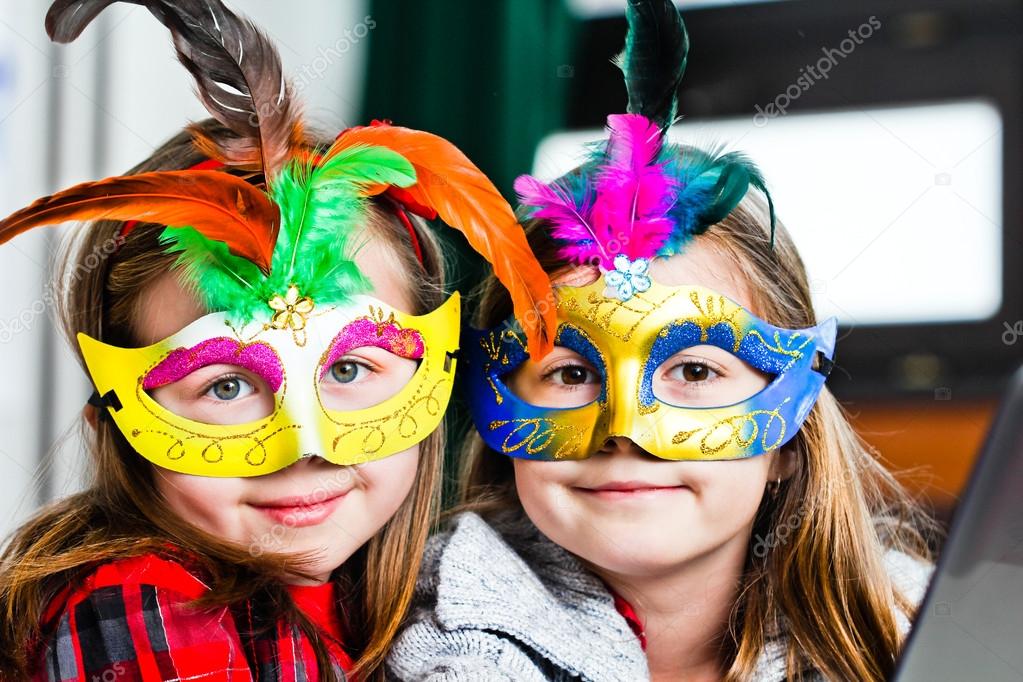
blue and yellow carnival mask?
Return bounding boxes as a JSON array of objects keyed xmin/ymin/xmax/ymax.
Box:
[{"xmin": 464, "ymin": 278, "xmax": 835, "ymax": 461}]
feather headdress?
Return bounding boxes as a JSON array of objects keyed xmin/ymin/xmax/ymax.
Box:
[
  {"xmin": 0, "ymin": 0, "xmax": 555, "ymax": 356},
  {"xmin": 515, "ymin": 0, "xmax": 776, "ymax": 300}
]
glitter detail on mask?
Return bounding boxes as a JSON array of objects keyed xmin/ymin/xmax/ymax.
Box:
[
  {"xmin": 320, "ymin": 316, "xmax": 425, "ymax": 379},
  {"xmin": 142, "ymin": 338, "xmax": 284, "ymax": 392},
  {"xmin": 671, "ymin": 397, "xmax": 790, "ymax": 455},
  {"xmin": 554, "ymin": 324, "xmax": 608, "ymax": 405}
]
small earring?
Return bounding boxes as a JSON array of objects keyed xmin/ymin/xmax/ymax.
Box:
[{"xmin": 769, "ymin": 476, "xmax": 782, "ymax": 497}]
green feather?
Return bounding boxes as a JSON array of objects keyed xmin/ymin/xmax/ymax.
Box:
[
  {"xmin": 160, "ymin": 142, "xmax": 418, "ymax": 323},
  {"xmin": 160, "ymin": 225, "xmax": 265, "ymax": 320}
]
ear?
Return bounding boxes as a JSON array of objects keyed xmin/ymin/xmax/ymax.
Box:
[
  {"xmin": 83, "ymin": 403, "xmax": 98, "ymax": 430},
  {"xmin": 768, "ymin": 446, "xmax": 798, "ymax": 482}
]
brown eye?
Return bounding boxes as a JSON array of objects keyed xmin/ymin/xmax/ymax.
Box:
[
  {"xmin": 681, "ymin": 363, "xmax": 711, "ymax": 382},
  {"xmin": 559, "ymin": 366, "xmax": 590, "ymax": 385}
]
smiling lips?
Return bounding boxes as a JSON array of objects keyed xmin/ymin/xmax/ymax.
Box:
[
  {"xmin": 250, "ymin": 491, "xmax": 349, "ymax": 526},
  {"xmin": 576, "ymin": 480, "xmax": 690, "ymax": 499}
]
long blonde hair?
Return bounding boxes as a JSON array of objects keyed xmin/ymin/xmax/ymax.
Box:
[
  {"xmin": 0, "ymin": 119, "xmax": 446, "ymax": 681},
  {"xmin": 457, "ymin": 185, "xmax": 938, "ymax": 681}
]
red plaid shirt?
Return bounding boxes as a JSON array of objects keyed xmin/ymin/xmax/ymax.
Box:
[{"xmin": 34, "ymin": 554, "xmax": 355, "ymax": 681}]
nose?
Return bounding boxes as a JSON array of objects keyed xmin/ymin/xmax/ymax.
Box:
[
  {"xmin": 605, "ymin": 402, "xmax": 636, "ymax": 438},
  {"xmin": 597, "ymin": 435, "xmax": 657, "ymax": 459},
  {"xmin": 295, "ymin": 422, "xmax": 326, "ymax": 462}
]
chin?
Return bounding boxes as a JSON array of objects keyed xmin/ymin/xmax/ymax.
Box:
[{"xmin": 586, "ymin": 529, "xmax": 703, "ymax": 575}]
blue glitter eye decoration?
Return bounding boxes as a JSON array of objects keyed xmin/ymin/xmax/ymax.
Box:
[
  {"xmin": 552, "ymin": 324, "xmax": 608, "ymax": 404},
  {"xmin": 638, "ymin": 317, "xmax": 816, "ymax": 410}
]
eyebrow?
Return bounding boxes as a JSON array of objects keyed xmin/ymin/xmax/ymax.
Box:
[
  {"xmin": 319, "ymin": 318, "xmax": 425, "ymax": 378},
  {"xmin": 142, "ymin": 338, "xmax": 284, "ymax": 392}
]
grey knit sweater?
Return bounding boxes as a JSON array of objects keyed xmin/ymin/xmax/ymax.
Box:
[{"xmin": 386, "ymin": 510, "xmax": 934, "ymax": 681}]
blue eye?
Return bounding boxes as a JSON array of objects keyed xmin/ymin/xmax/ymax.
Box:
[
  {"xmin": 206, "ymin": 376, "xmax": 254, "ymax": 401},
  {"xmin": 329, "ymin": 360, "xmax": 368, "ymax": 384}
]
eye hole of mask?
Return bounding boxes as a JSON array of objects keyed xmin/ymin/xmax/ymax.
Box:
[
  {"xmin": 316, "ymin": 319, "xmax": 425, "ymax": 412},
  {"xmin": 317, "ymin": 346, "xmax": 420, "ymax": 411},
  {"xmin": 505, "ymin": 346, "xmax": 602, "ymax": 409},
  {"xmin": 651, "ymin": 345, "xmax": 774, "ymax": 408},
  {"xmin": 147, "ymin": 363, "xmax": 277, "ymax": 425}
]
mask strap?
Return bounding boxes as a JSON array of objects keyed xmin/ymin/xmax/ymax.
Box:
[
  {"xmin": 814, "ymin": 351, "xmax": 835, "ymax": 378},
  {"xmin": 87, "ymin": 388, "xmax": 122, "ymax": 413}
]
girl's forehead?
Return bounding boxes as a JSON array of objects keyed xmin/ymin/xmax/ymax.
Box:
[
  {"xmin": 353, "ymin": 238, "xmax": 415, "ymax": 315},
  {"xmin": 648, "ymin": 243, "xmax": 756, "ymax": 312},
  {"xmin": 135, "ymin": 270, "xmax": 205, "ymax": 346}
]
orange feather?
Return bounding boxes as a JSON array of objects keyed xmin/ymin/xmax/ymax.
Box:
[
  {"xmin": 332, "ymin": 124, "xmax": 556, "ymax": 357},
  {"xmin": 0, "ymin": 171, "xmax": 279, "ymax": 273}
]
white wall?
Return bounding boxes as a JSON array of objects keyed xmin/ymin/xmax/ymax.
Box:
[{"xmin": 0, "ymin": 0, "xmax": 369, "ymax": 538}]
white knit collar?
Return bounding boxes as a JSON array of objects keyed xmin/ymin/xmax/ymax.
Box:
[{"xmin": 434, "ymin": 511, "xmax": 650, "ymax": 681}]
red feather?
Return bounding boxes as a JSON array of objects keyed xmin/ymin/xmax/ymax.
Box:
[{"xmin": 0, "ymin": 171, "xmax": 279, "ymax": 273}]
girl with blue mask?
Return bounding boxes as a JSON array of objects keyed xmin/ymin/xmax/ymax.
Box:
[{"xmin": 388, "ymin": 2, "xmax": 936, "ymax": 680}]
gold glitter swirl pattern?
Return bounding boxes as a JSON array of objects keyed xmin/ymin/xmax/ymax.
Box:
[
  {"xmin": 561, "ymin": 286, "xmax": 686, "ymax": 343},
  {"xmin": 670, "ymin": 398, "xmax": 791, "ymax": 456},
  {"xmin": 742, "ymin": 329, "xmax": 813, "ymax": 366},
  {"xmin": 327, "ymin": 374, "xmax": 450, "ymax": 457},
  {"xmin": 686, "ymin": 290, "xmax": 744, "ymax": 351},
  {"xmin": 132, "ymin": 347, "xmax": 288, "ymax": 467},
  {"xmin": 488, "ymin": 417, "xmax": 586, "ymax": 460},
  {"xmin": 130, "ymin": 425, "xmax": 300, "ymax": 467},
  {"xmin": 479, "ymin": 328, "xmax": 527, "ymax": 404}
]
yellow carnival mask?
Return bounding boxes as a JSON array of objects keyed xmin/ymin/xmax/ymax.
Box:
[
  {"xmin": 0, "ymin": 0, "xmax": 557, "ymax": 480},
  {"xmin": 81, "ymin": 290, "xmax": 460, "ymax": 477}
]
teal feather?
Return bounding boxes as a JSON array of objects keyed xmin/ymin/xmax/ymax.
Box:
[
  {"xmin": 615, "ymin": 0, "xmax": 688, "ymax": 130},
  {"xmin": 658, "ymin": 144, "xmax": 776, "ymax": 255}
]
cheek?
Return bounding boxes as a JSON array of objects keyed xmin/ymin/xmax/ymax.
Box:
[
  {"xmin": 695, "ymin": 457, "xmax": 772, "ymax": 531},
  {"xmin": 513, "ymin": 459, "xmax": 592, "ymax": 545},
  {"xmin": 513, "ymin": 459, "xmax": 577, "ymax": 513},
  {"xmin": 153, "ymin": 469, "xmax": 249, "ymax": 540},
  {"xmin": 353, "ymin": 446, "xmax": 420, "ymax": 515}
]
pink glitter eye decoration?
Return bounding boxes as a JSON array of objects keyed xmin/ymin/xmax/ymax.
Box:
[
  {"xmin": 143, "ymin": 338, "xmax": 284, "ymax": 392},
  {"xmin": 321, "ymin": 318, "xmax": 425, "ymax": 379}
]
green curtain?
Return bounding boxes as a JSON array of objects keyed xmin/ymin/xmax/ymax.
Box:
[
  {"xmin": 362, "ymin": 0, "xmax": 578, "ymax": 196},
  {"xmin": 362, "ymin": 0, "xmax": 578, "ymax": 504}
]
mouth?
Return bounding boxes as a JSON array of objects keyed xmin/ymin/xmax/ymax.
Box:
[
  {"xmin": 249, "ymin": 490, "xmax": 349, "ymax": 527},
  {"xmin": 574, "ymin": 480, "xmax": 690, "ymax": 499}
]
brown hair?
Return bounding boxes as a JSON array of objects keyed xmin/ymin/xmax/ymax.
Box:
[
  {"xmin": 457, "ymin": 179, "xmax": 939, "ymax": 681},
  {"xmin": 0, "ymin": 119, "xmax": 446, "ymax": 681}
]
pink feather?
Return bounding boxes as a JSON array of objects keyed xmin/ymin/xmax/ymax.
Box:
[
  {"xmin": 590, "ymin": 113, "xmax": 677, "ymax": 263},
  {"xmin": 514, "ymin": 174, "xmax": 610, "ymax": 266}
]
